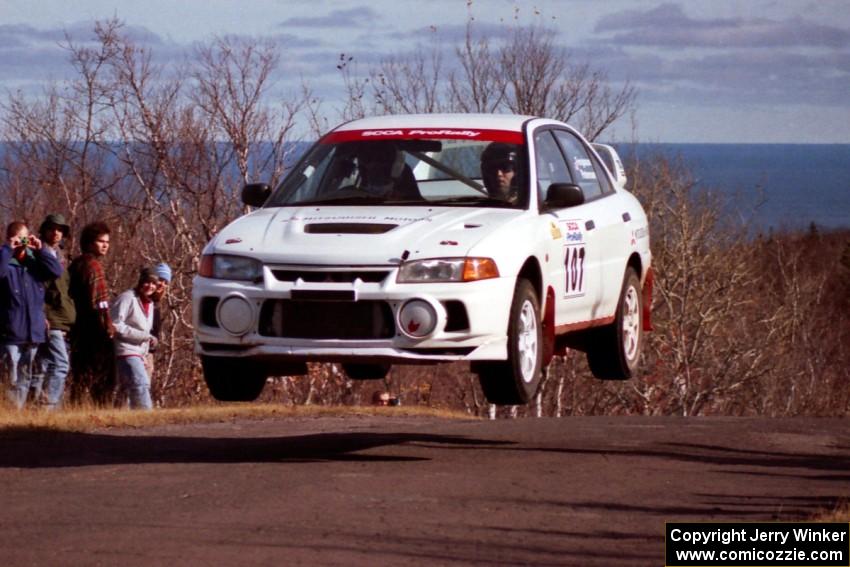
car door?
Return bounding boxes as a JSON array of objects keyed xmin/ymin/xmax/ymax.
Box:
[
  {"xmin": 552, "ymin": 129, "xmax": 631, "ymax": 320},
  {"xmin": 533, "ymin": 129, "xmax": 602, "ymax": 328}
]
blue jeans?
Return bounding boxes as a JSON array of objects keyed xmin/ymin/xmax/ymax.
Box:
[
  {"xmin": 116, "ymin": 356, "xmax": 153, "ymax": 410},
  {"xmin": 3, "ymin": 343, "xmax": 39, "ymax": 409},
  {"xmin": 40, "ymin": 330, "xmax": 71, "ymax": 410}
]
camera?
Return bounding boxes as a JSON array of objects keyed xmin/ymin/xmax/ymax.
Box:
[{"xmin": 19, "ymin": 236, "xmax": 29, "ymax": 247}]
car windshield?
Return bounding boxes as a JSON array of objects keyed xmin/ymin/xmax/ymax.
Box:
[{"xmin": 266, "ymin": 129, "xmax": 528, "ymax": 208}]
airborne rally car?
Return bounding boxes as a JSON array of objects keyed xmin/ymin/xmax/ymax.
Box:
[{"xmin": 192, "ymin": 114, "xmax": 652, "ymax": 405}]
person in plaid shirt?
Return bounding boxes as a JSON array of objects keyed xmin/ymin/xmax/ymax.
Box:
[{"xmin": 68, "ymin": 222, "xmax": 116, "ymax": 406}]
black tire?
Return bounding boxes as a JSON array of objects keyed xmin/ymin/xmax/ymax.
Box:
[
  {"xmin": 342, "ymin": 363, "xmax": 391, "ymax": 380},
  {"xmin": 587, "ymin": 268, "xmax": 643, "ymax": 380},
  {"xmin": 201, "ymin": 356, "xmax": 267, "ymax": 402},
  {"xmin": 475, "ymin": 279, "xmax": 543, "ymax": 405}
]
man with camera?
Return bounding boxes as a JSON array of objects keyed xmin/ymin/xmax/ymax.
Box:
[{"xmin": 0, "ymin": 221, "xmax": 62, "ymax": 408}]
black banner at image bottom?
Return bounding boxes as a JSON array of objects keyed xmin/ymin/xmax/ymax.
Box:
[{"xmin": 666, "ymin": 522, "xmax": 849, "ymax": 566}]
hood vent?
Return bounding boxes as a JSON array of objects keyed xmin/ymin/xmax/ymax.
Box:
[{"xmin": 304, "ymin": 223, "xmax": 397, "ymax": 234}]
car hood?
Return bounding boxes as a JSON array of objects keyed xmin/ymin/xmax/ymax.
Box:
[{"xmin": 207, "ymin": 206, "xmax": 522, "ymax": 265}]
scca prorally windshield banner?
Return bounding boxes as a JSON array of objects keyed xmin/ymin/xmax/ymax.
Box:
[{"xmin": 323, "ymin": 128, "xmax": 525, "ymax": 144}]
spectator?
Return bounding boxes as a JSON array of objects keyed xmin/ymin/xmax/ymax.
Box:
[
  {"xmin": 37, "ymin": 214, "xmax": 76, "ymax": 410},
  {"xmin": 68, "ymin": 222, "xmax": 115, "ymax": 406},
  {"xmin": 144, "ymin": 262, "xmax": 171, "ymax": 379},
  {"xmin": 111, "ymin": 267, "xmax": 159, "ymax": 410},
  {"xmin": 0, "ymin": 221, "xmax": 62, "ymax": 408},
  {"xmin": 371, "ymin": 390, "xmax": 400, "ymax": 406}
]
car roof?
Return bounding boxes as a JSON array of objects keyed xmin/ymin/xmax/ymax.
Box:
[{"xmin": 334, "ymin": 113, "xmax": 538, "ymax": 133}]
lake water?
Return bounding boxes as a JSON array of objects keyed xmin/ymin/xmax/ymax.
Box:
[
  {"xmin": 617, "ymin": 144, "xmax": 850, "ymax": 231},
  {"xmin": 6, "ymin": 141, "xmax": 849, "ymax": 231}
]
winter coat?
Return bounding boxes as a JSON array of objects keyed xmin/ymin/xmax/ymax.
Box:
[
  {"xmin": 0, "ymin": 245, "xmax": 63, "ymax": 344},
  {"xmin": 110, "ymin": 289, "xmax": 155, "ymax": 357}
]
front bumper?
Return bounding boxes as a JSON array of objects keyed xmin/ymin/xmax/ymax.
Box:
[{"xmin": 192, "ymin": 263, "xmax": 515, "ymax": 364}]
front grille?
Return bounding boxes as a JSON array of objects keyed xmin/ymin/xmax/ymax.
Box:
[
  {"xmin": 272, "ymin": 269, "xmax": 391, "ymax": 283},
  {"xmin": 290, "ymin": 290, "xmax": 356, "ymax": 301},
  {"xmin": 259, "ymin": 299, "xmax": 395, "ymax": 339}
]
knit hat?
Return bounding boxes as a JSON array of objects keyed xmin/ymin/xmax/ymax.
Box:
[
  {"xmin": 153, "ymin": 262, "xmax": 172, "ymax": 283},
  {"xmin": 137, "ymin": 266, "xmax": 160, "ymax": 285}
]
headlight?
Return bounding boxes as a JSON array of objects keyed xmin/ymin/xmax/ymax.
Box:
[
  {"xmin": 199, "ymin": 254, "xmax": 263, "ymax": 281},
  {"xmin": 397, "ymin": 257, "xmax": 499, "ymax": 283}
]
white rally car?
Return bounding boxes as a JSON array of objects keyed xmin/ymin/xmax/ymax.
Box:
[{"xmin": 193, "ymin": 114, "xmax": 652, "ymax": 405}]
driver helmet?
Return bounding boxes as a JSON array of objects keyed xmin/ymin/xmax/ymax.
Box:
[
  {"xmin": 480, "ymin": 142, "xmax": 520, "ymax": 197},
  {"xmin": 356, "ymin": 142, "xmax": 405, "ymax": 188}
]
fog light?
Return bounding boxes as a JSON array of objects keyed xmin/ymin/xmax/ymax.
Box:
[
  {"xmin": 398, "ymin": 299, "xmax": 438, "ymax": 339},
  {"xmin": 217, "ymin": 295, "xmax": 254, "ymax": 335}
]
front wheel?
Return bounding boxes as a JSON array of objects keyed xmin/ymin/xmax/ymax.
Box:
[
  {"xmin": 587, "ymin": 268, "xmax": 643, "ymax": 380},
  {"xmin": 475, "ymin": 279, "xmax": 543, "ymax": 405},
  {"xmin": 201, "ymin": 356, "xmax": 268, "ymax": 401}
]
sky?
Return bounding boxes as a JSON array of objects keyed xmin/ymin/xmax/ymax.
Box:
[{"xmin": 1, "ymin": 0, "xmax": 849, "ymax": 143}]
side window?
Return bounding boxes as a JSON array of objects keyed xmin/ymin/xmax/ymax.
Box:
[
  {"xmin": 591, "ymin": 151, "xmax": 613, "ymax": 194},
  {"xmin": 553, "ymin": 130, "xmax": 603, "ymax": 200},
  {"xmin": 533, "ymin": 131, "xmax": 572, "ymax": 205}
]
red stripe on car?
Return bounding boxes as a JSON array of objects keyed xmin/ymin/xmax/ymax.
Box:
[{"xmin": 322, "ymin": 128, "xmax": 525, "ymax": 144}]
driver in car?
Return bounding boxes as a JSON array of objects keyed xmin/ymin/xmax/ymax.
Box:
[
  {"xmin": 355, "ymin": 142, "xmax": 419, "ymax": 200},
  {"xmin": 480, "ymin": 142, "xmax": 521, "ymax": 205}
]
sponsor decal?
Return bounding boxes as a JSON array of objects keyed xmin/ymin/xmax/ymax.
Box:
[
  {"xmin": 633, "ymin": 226, "xmax": 648, "ymax": 239},
  {"xmin": 362, "ymin": 130, "xmax": 404, "ymax": 136},
  {"xmin": 407, "ymin": 319, "xmax": 421, "ymax": 333},
  {"xmin": 560, "ymin": 220, "xmax": 584, "ymax": 244},
  {"xmin": 440, "ymin": 240, "xmax": 459, "ymax": 246},
  {"xmin": 574, "ymin": 157, "xmax": 597, "ymax": 180},
  {"xmin": 322, "ymin": 128, "xmax": 525, "ymax": 144},
  {"xmin": 550, "ymin": 222, "xmax": 562, "ymax": 240},
  {"xmin": 383, "ymin": 216, "xmax": 428, "ymax": 223},
  {"xmin": 407, "ymin": 129, "xmax": 480, "ymax": 137},
  {"xmin": 302, "ymin": 215, "xmax": 378, "ymax": 221},
  {"xmin": 224, "ymin": 238, "xmax": 242, "ymax": 244}
]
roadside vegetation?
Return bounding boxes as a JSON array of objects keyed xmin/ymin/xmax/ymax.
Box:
[
  {"xmin": 0, "ymin": 402, "xmax": 469, "ymax": 433},
  {"xmin": 1, "ymin": 14, "xmax": 848, "ymax": 418}
]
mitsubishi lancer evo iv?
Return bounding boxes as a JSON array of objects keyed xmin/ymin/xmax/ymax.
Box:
[{"xmin": 193, "ymin": 114, "xmax": 652, "ymax": 405}]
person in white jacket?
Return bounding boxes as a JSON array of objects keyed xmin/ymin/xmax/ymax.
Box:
[{"xmin": 110, "ymin": 267, "xmax": 159, "ymax": 409}]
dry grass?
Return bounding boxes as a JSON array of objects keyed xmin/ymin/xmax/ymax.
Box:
[
  {"xmin": 811, "ymin": 503, "xmax": 850, "ymax": 522},
  {"xmin": 0, "ymin": 403, "xmax": 474, "ymax": 434}
]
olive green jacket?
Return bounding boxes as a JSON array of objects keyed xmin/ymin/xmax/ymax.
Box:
[{"xmin": 44, "ymin": 247, "xmax": 76, "ymax": 332}]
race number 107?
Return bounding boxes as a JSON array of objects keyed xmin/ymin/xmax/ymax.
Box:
[{"xmin": 565, "ymin": 245, "xmax": 585, "ymax": 297}]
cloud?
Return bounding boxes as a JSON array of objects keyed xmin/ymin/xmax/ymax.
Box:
[
  {"xmin": 595, "ymin": 3, "xmax": 850, "ymax": 48},
  {"xmin": 612, "ymin": 50, "xmax": 850, "ymax": 107},
  {"xmin": 0, "ymin": 21, "xmax": 181, "ymax": 87},
  {"xmin": 279, "ymin": 7, "xmax": 380, "ymax": 28},
  {"xmin": 386, "ymin": 21, "xmax": 518, "ymax": 43}
]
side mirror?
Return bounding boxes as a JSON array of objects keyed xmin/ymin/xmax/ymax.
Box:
[
  {"xmin": 545, "ymin": 183, "xmax": 585, "ymax": 209},
  {"xmin": 241, "ymin": 183, "xmax": 271, "ymax": 207},
  {"xmin": 591, "ymin": 143, "xmax": 627, "ymax": 189}
]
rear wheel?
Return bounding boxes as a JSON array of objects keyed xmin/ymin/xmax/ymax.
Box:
[
  {"xmin": 201, "ymin": 356, "xmax": 267, "ymax": 401},
  {"xmin": 587, "ymin": 268, "xmax": 643, "ymax": 380},
  {"xmin": 342, "ymin": 363, "xmax": 391, "ymax": 380},
  {"xmin": 475, "ymin": 279, "xmax": 543, "ymax": 405}
]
